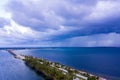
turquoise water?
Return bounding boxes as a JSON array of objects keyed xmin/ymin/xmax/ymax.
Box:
[{"xmin": 0, "ymin": 47, "xmax": 120, "ymax": 80}]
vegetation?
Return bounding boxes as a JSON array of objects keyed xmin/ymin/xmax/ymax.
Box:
[
  {"xmin": 23, "ymin": 56, "xmax": 101, "ymax": 80},
  {"xmin": 7, "ymin": 50, "xmax": 105, "ymax": 80},
  {"xmin": 23, "ymin": 56, "xmax": 74, "ymax": 80},
  {"xmin": 88, "ymin": 76, "xmax": 97, "ymax": 80}
]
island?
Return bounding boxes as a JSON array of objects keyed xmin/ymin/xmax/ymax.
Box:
[{"xmin": 7, "ymin": 50, "xmax": 106, "ymax": 80}]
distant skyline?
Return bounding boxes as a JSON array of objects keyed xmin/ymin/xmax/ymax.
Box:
[{"xmin": 0, "ymin": 0, "xmax": 120, "ymax": 47}]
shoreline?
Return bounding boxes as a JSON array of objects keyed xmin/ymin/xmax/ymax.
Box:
[
  {"xmin": 23, "ymin": 56, "xmax": 106, "ymax": 80},
  {"xmin": 7, "ymin": 50, "xmax": 107, "ymax": 80}
]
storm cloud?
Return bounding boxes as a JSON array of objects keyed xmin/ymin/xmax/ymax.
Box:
[{"xmin": 0, "ymin": 0, "xmax": 120, "ymax": 47}]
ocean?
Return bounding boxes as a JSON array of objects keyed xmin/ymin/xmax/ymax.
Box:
[{"xmin": 0, "ymin": 47, "xmax": 120, "ymax": 80}]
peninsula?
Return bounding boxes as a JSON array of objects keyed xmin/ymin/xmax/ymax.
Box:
[{"xmin": 7, "ymin": 50, "xmax": 106, "ymax": 80}]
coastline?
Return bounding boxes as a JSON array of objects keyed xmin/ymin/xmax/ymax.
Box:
[{"xmin": 7, "ymin": 50, "xmax": 106, "ymax": 80}]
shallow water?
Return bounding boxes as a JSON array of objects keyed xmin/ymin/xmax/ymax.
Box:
[{"xmin": 0, "ymin": 50, "xmax": 44, "ymax": 80}]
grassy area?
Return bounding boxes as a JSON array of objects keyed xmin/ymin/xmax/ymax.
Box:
[{"xmin": 23, "ymin": 56, "xmax": 99, "ymax": 80}]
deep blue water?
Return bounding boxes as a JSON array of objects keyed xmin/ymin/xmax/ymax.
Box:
[{"xmin": 0, "ymin": 47, "xmax": 120, "ymax": 80}]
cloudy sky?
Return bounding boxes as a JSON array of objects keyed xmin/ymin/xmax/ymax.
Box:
[{"xmin": 0, "ymin": 0, "xmax": 120, "ymax": 47}]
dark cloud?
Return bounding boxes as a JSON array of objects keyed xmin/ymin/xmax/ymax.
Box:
[
  {"xmin": 67, "ymin": 0, "xmax": 97, "ymax": 5},
  {"xmin": 6, "ymin": 0, "xmax": 46, "ymax": 31},
  {"xmin": 48, "ymin": 15, "xmax": 120, "ymax": 41},
  {"xmin": 5, "ymin": 0, "xmax": 120, "ymax": 41},
  {"xmin": 6, "ymin": 0, "xmax": 64, "ymax": 31},
  {"xmin": 6, "ymin": 0, "xmax": 95, "ymax": 31},
  {"xmin": 56, "ymin": 33, "xmax": 120, "ymax": 47},
  {"xmin": 83, "ymin": 16, "xmax": 120, "ymax": 35}
]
